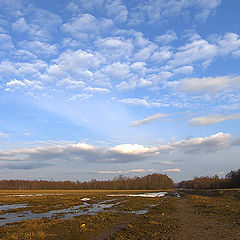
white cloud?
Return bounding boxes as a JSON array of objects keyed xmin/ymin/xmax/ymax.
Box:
[
  {"xmin": 0, "ymin": 60, "xmax": 47, "ymax": 82},
  {"xmin": 119, "ymin": 98, "xmax": 151, "ymax": 107},
  {"xmin": 47, "ymin": 49, "xmax": 98, "ymax": 81},
  {"xmin": 189, "ymin": 113, "xmax": 240, "ymax": 126},
  {"xmin": 0, "ymin": 132, "xmax": 236, "ymax": 169},
  {"xmin": 83, "ymin": 87, "xmax": 110, "ymax": 94},
  {"xmin": 160, "ymin": 161, "xmax": 175, "ymax": 165},
  {"xmin": 151, "ymin": 47, "xmax": 173, "ymax": 62},
  {"xmin": 155, "ymin": 30, "xmax": 178, "ymax": 44},
  {"xmin": 0, "ymin": 33, "xmax": 14, "ymax": 52},
  {"xmin": 167, "ymin": 132, "xmax": 232, "ymax": 154},
  {"xmin": 217, "ymin": 32, "xmax": 240, "ymax": 56},
  {"xmin": 119, "ymin": 97, "xmax": 167, "ymax": 107},
  {"xmin": 105, "ymin": 0, "xmax": 128, "ymax": 23},
  {"xmin": 174, "ymin": 66, "xmax": 193, "ymax": 75},
  {"xmin": 178, "ymin": 75, "xmax": 240, "ymax": 94},
  {"xmin": 95, "ymin": 169, "xmax": 149, "ymax": 174},
  {"xmin": 96, "ymin": 37, "xmax": 133, "ymax": 61},
  {"xmin": 162, "ymin": 168, "xmax": 181, "ymax": 172},
  {"xmin": 102, "ymin": 62, "xmax": 130, "ymax": 80},
  {"xmin": 130, "ymin": 62, "xmax": 147, "ymax": 74},
  {"xmin": 169, "ymin": 38, "xmax": 217, "ymax": 67},
  {"xmin": 62, "ymin": 14, "xmax": 113, "ymax": 40},
  {"xmin": 129, "ymin": 113, "xmax": 168, "ymax": 127},
  {"xmin": 134, "ymin": 44, "xmax": 157, "ymax": 61},
  {"xmin": 110, "ymin": 144, "xmax": 158, "ymax": 155},
  {"xmin": 62, "ymin": 14, "xmax": 98, "ymax": 39},
  {"xmin": 5, "ymin": 79, "xmax": 43, "ymax": 91},
  {"xmin": 13, "ymin": 50, "xmax": 37, "ymax": 61},
  {"xmin": 69, "ymin": 94, "xmax": 93, "ymax": 101},
  {"xmin": 11, "ymin": 6, "xmax": 62, "ymax": 41},
  {"xmin": 56, "ymin": 78, "xmax": 85, "ymax": 89},
  {"xmin": 18, "ymin": 41, "xmax": 58, "ymax": 57},
  {"xmin": 129, "ymin": 0, "xmax": 221, "ymax": 24},
  {"xmin": 0, "ymin": 131, "xmax": 10, "ymax": 137}
]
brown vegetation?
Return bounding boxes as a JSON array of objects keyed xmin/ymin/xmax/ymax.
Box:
[
  {"xmin": 0, "ymin": 173, "xmax": 173, "ymax": 190},
  {"xmin": 178, "ymin": 168, "xmax": 240, "ymax": 189}
]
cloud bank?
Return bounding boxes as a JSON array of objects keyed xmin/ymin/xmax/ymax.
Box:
[{"xmin": 0, "ymin": 132, "xmax": 237, "ymax": 170}]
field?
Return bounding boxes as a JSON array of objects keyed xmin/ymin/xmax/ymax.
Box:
[{"xmin": 0, "ymin": 189, "xmax": 240, "ymax": 239}]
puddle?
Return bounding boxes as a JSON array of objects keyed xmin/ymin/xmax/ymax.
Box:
[
  {"xmin": 175, "ymin": 192, "xmax": 181, "ymax": 198},
  {"xmin": 4, "ymin": 194, "xmax": 64, "ymax": 197},
  {"xmin": 0, "ymin": 200, "xmax": 121, "ymax": 227},
  {"xmin": 0, "ymin": 192, "xmax": 178, "ymax": 227},
  {"xmin": 0, "ymin": 204, "xmax": 28, "ymax": 211},
  {"xmin": 107, "ymin": 192, "xmax": 168, "ymax": 198}
]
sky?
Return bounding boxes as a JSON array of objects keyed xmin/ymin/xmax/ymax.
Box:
[{"xmin": 0, "ymin": 0, "xmax": 240, "ymax": 182}]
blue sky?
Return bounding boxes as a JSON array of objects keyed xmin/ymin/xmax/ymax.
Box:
[{"xmin": 0, "ymin": 0, "xmax": 240, "ymax": 182}]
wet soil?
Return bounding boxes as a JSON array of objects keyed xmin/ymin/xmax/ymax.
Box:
[{"xmin": 0, "ymin": 190, "xmax": 240, "ymax": 239}]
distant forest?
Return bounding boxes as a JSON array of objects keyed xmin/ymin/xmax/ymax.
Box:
[
  {"xmin": 177, "ymin": 168, "xmax": 240, "ymax": 189},
  {"xmin": 0, "ymin": 173, "xmax": 173, "ymax": 190}
]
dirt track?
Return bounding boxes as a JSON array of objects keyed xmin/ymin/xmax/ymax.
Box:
[
  {"xmin": 167, "ymin": 198, "xmax": 240, "ymax": 240},
  {"xmin": 105, "ymin": 192, "xmax": 240, "ymax": 240}
]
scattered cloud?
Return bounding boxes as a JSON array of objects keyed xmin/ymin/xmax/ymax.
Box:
[
  {"xmin": 162, "ymin": 168, "xmax": 181, "ymax": 172},
  {"xmin": 160, "ymin": 161, "xmax": 175, "ymax": 165},
  {"xmin": 178, "ymin": 75, "xmax": 240, "ymax": 94},
  {"xmin": 129, "ymin": 0, "xmax": 221, "ymax": 24},
  {"xmin": 83, "ymin": 87, "xmax": 110, "ymax": 94},
  {"xmin": 129, "ymin": 113, "xmax": 168, "ymax": 127},
  {"xmin": 189, "ymin": 113, "xmax": 240, "ymax": 126},
  {"xmin": 217, "ymin": 33, "xmax": 240, "ymax": 56},
  {"xmin": 94, "ymin": 169, "xmax": 154, "ymax": 174},
  {"xmin": 69, "ymin": 93, "xmax": 93, "ymax": 101},
  {"xmin": 169, "ymin": 38, "xmax": 217, "ymax": 67},
  {"xmin": 155, "ymin": 30, "xmax": 178, "ymax": 44},
  {"xmin": 119, "ymin": 98, "xmax": 161, "ymax": 107},
  {"xmin": 0, "ymin": 131, "xmax": 10, "ymax": 137}
]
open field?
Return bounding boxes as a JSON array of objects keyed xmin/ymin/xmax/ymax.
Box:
[{"xmin": 0, "ymin": 189, "xmax": 240, "ymax": 239}]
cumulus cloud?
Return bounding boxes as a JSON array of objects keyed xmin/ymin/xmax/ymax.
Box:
[
  {"xmin": 47, "ymin": 49, "xmax": 98, "ymax": 82},
  {"xmin": 217, "ymin": 32, "xmax": 240, "ymax": 56},
  {"xmin": 95, "ymin": 169, "xmax": 154, "ymax": 174},
  {"xmin": 62, "ymin": 14, "xmax": 113, "ymax": 40},
  {"xmin": 178, "ymin": 75, "xmax": 240, "ymax": 94},
  {"xmin": 162, "ymin": 168, "xmax": 181, "ymax": 172},
  {"xmin": 129, "ymin": 0, "xmax": 221, "ymax": 24},
  {"xmin": 83, "ymin": 87, "xmax": 110, "ymax": 94},
  {"xmin": 105, "ymin": 0, "xmax": 128, "ymax": 23},
  {"xmin": 169, "ymin": 38, "xmax": 217, "ymax": 67},
  {"xmin": 101, "ymin": 62, "xmax": 130, "ymax": 80},
  {"xmin": 189, "ymin": 113, "xmax": 240, "ymax": 126},
  {"xmin": 69, "ymin": 93, "xmax": 93, "ymax": 101},
  {"xmin": 11, "ymin": 5, "xmax": 62, "ymax": 41},
  {"xmin": 174, "ymin": 66, "xmax": 193, "ymax": 75},
  {"xmin": 0, "ymin": 33, "xmax": 14, "ymax": 52},
  {"xmin": 5, "ymin": 79, "xmax": 43, "ymax": 91},
  {"xmin": 110, "ymin": 144, "xmax": 158, "ymax": 155},
  {"xmin": 18, "ymin": 41, "xmax": 59, "ymax": 57},
  {"xmin": 0, "ymin": 132, "xmax": 236, "ymax": 169},
  {"xmin": 129, "ymin": 113, "xmax": 168, "ymax": 127},
  {"xmin": 155, "ymin": 30, "xmax": 178, "ymax": 44},
  {"xmin": 119, "ymin": 98, "xmax": 162, "ymax": 107},
  {"xmin": 96, "ymin": 37, "xmax": 133, "ymax": 61},
  {"xmin": 165, "ymin": 132, "xmax": 232, "ymax": 154}
]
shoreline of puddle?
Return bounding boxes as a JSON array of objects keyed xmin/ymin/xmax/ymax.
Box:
[{"xmin": 0, "ymin": 191, "xmax": 180, "ymax": 227}]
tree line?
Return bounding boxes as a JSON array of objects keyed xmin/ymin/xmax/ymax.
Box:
[
  {"xmin": 177, "ymin": 168, "xmax": 240, "ymax": 189},
  {"xmin": 0, "ymin": 173, "xmax": 174, "ymax": 190}
]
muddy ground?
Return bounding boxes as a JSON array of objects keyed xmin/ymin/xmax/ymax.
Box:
[{"xmin": 0, "ymin": 189, "xmax": 239, "ymax": 239}]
